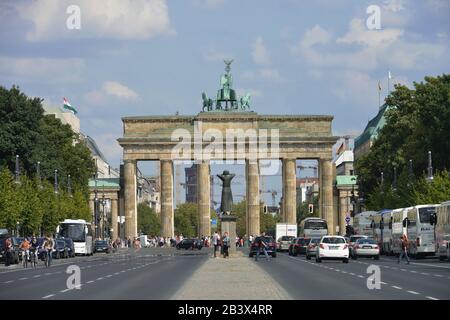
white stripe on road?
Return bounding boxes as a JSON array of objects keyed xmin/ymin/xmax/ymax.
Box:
[
  {"xmin": 410, "ymin": 270, "xmax": 417, "ymax": 273},
  {"xmin": 60, "ymin": 289, "xmax": 70, "ymax": 293},
  {"xmin": 4, "ymin": 280, "xmax": 14, "ymax": 284},
  {"xmin": 358, "ymin": 275, "xmax": 364, "ymax": 278},
  {"xmin": 19, "ymin": 277, "xmax": 28, "ymax": 281},
  {"xmin": 434, "ymin": 274, "xmax": 443, "ymax": 277},
  {"xmin": 33, "ymin": 275, "xmax": 41, "ymax": 278},
  {"xmin": 96, "ymin": 277, "xmax": 104, "ymax": 280},
  {"xmin": 392, "ymin": 286, "xmax": 402, "ymax": 290},
  {"xmin": 407, "ymin": 291, "xmax": 420, "ymax": 295},
  {"xmin": 410, "ymin": 262, "xmax": 450, "ymax": 270},
  {"xmin": 42, "ymin": 294, "xmax": 55, "ymax": 299},
  {"xmin": 421, "ymin": 273, "xmax": 430, "ymax": 276},
  {"xmin": 426, "ymin": 296, "xmax": 439, "ymax": 300},
  {"xmin": 86, "ymin": 280, "xmax": 94, "ymax": 284}
]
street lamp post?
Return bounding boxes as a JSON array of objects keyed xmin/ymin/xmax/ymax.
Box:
[
  {"xmin": 67, "ymin": 174, "xmax": 72, "ymax": 197},
  {"xmin": 393, "ymin": 166, "xmax": 397, "ymax": 191},
  {"xmin": 36, "ymin": 161, "xmax": 42, "ymax": 189},
  {"xmin": 426, "ymin": 151, "xmax": 434, "ymax": 183},
  {"xmin": 54, "ymin": 170, "xmax": 59, "ymax": 194},
  {"xmin": 14, "ymin": 155, "xmax": 20, "ymax": 184}
]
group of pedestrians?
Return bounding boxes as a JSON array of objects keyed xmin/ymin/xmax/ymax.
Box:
[
  {"xmin": 3, "ymin": 235, "xmax": 54, "ymax": 267},
  {"xmin": 212, "ymin": 231, "xmax": 231, "ymax": 258}
]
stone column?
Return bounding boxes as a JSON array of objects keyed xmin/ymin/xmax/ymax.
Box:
[
  {"xmin": 197, "ymin": 161, "xmax": 211, "ymax": 238},
  {"xmin": 246, "ymin": 160, "xmax": 260, "ymax": 237},
  {"xmin": 111, "ymin": 198, "xmax": 119, "ymax": 241},
  {"xmin": 89, "ymin": 199, "xmax": 95, "ymax": 225},
  {"xmin": 320, "ymin": 159, "xmax": 334, "ymax": 235},
  {"xmin": 160, "ymin": 160, "xmax": 174, "ymax": 238},
  {"xmin": 283, "ymin": 158, "xmax": 297, "ymax": 225},
  {"xmin": 339, "ymin": 193, "xmax": 347, "ymax": 236},
  {"xmin": 282, "ymin": 160, "xmax": 286, "ymax": 222},
  {"xmin": 124, "ymin": 160, "xmax": 137, "ymax": 240}
]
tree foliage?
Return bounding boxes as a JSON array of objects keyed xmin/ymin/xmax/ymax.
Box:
[
  {"xmin": 137, "ymin": 203, "xmax": 161, "ymax": 236},
  {"xmin": 355, "ymin": 74, "xmax": 450, "ymax": 210}
]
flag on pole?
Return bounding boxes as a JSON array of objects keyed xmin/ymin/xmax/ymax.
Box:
[
  {"xmin": 378, "ymin": 80, "xmax": 382, "ymax": 91},
  {"xmin": 388, "ymin": 71, "xmax": 392, "ymax": 80},
  {"xmin": 63, "ymin": 97, "xmax": 78, "ymax": 114}
]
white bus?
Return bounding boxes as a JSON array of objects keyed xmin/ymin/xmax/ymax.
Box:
[
  {"xmin": 56, "ymin": 219, "xmax": 94, "ymax": 256},
  {"xmin": 372, "ymin": 209, "xmax": 393, "ymax": 255},
  {"xmin": 298, "ymin": 218, "xmax": 327, "ymax": 238},
  {"xmin": 390, "ymin": 208, "xmax": 408, "ymax": 255},
  {"xmin": 353, "ymin": 211, "xmax": 377, "ymax": 237},
  {"xmin": 436, "ymin": 201, "xmax": 450, "ymax": 261},
  {"xmin": 406, "ymin": 205, "xmax": 438, "ymax": 258}
]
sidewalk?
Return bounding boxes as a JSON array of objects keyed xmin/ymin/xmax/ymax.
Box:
[{"xmin": 172, "ymin": 251, "xmax": 291, "ymax": 300}]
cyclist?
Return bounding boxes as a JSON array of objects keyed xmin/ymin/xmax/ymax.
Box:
[
  {"xmin": 42, "ymin": 237, "xmax": 54, "ymax": 267},
  {"xmin": 19, "ymin": 238, "xmax": 31, "ymax": 267},
  {"xmin": 30, "ymin": 236, "xmax": 39, "ymax": 267}
]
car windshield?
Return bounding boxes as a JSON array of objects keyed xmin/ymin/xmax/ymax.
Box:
[
  {"xmin": 311, "ymin": 238, "xmax": 321, "ymax": 244},
  {"xmin": 357, "ymin": 239, "xmax": 377, "ymax": 244},
  {"xmin": 304, "ymin": 220, "xmax": 327, "ymax": 229},
  {"xmin": 419, "ymin": 207, "xmax": 435, "ymax": 223},
  {"xmin": 58, "ymin": 223, "xmax": 86, "ymax": 242},
  {"xmin": 255, "ymin": 237, "xmax": 274, "ymax": 243},
  {"xmin": 95, "ymin": 241, "xmax": 107, "ymax": 245},
  {"xmin": 281, "ymin": 236, "xmax": 294, "ymax": 241},
  {"xmin": 350, "ymin": 236, "xmax": 366, "ymax": 243},
  {"xmin": 322, "ymin": 237, "xmax": 346, "ymax": 244}
]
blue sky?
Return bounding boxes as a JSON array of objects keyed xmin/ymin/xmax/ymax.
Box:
[{"xmin": 1, "ymin": 0, "xmax": 449, "ymax": 204}]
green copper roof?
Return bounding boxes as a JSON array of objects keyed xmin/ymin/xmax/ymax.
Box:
[
  {"xmin": 88, "ymin": 178, "xmax": 120, "ymax": 189},
  {"xmin": 336, "ymin": 175, "xmax": 358, "ymax": 186},
  {"xmin": 354, "ymin": 104, "xmax": 390, "ymax": 149}
]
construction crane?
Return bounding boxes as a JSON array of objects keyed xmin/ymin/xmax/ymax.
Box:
[
  {"xmin": 297, "ymin": 164, "xmax": 318, "ymax": 178},
  {"xmin": 260, "ymin": 190, "xmax": 278, "ymax": 207}
]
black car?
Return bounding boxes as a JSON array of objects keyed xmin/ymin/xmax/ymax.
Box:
[
  {"xmin": 176, "ymin": 239, "xmax": 202, "ymax": 250},
  {"xmin": 249, "ymin": 236, "xmax": 277, "ymax": 258},
  {"xmin": 94, "ymin": 240, "xmax": 111, "ymax": 253},
  {"xmin": 60, "ymin": 238, "xmax": 75, "ymax": 257},
  {"xmin": 53, "ymin": 239, "xmax": 69, "ymax": 259},
  {"xmin": 288, "ymin": 237, "xmax": 311, "ymax": 256}
]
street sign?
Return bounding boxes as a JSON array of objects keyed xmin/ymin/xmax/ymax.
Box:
[
  {"xmin": 211, "ymin": 219, "xmax": 217, "ymax": 226},
  {"xmin": 345, "ymin": 216, "xmax": 351, "ymax": 224}
]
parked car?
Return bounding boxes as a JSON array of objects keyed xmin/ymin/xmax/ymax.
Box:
[
  {"xmin": 249, "ymin": 236, "xmax": 277, "ymax": 258},
  {"xmin": 288, "ymin": 237, "xmax": 311, "ymax": 256},
  {"xmin": 53, "ymin": 239, "xmax": 69, "ymax": 259},
  {"xmin": 61, "ymin": 238, "xmax": 75, "ymax": 258},
  {"xmin": 277, "ymin": 235, "xmax": 295, "ymax": 252},
  {"xmin": 176, "ymin": 239, "xmax": 202, "ymax": 250},
  {"xmin": 352, "ymin": 238, "xmax": 380, "ymax": 260},
  {"xmin": 94, "ymin": 240, "xmax": 111, "ymax": 253},
  {"xmin": 316, "ymin": 236, "xmax": 349, "ymax": 263},
  {"xmin": 348, "ymin": 235, "xmax": 369, "ymax": 258},
  {"xmin": 305, "ymin": 238, "xmax": 322, "ymax": 260}
]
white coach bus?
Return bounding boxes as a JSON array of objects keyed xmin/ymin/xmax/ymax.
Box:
[
  {"xmin": 390, "ymin": 208, "xmax": 408, "ymax": 255},
  {"xmin": 56, "ymin": 219, "xmax": 94, "ymax": 256},
  {"xmin": 406, "ymin": 205, "xmax": 438, "ymax": 258},
  {"xmin": 353, "ymin": 211, "xmax": 377, "ymax": 237},
  {"xmin": 436, "ymin": 201, "xmax": 450, "ymax": 261}
]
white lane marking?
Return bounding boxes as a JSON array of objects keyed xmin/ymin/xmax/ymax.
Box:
[
  {"xmin": 407, "ymin": 291, "xmax": 420, "ymax": 295},
  {"xmin": 392, "ymin": 286, "xmax": 402, "ymax": 290},
  {"xmin": 106, "ymin": 275, "xmax": 112, "ymax": 278},
  {"xmin": 114, "ymin": 272, "xmax": 120, "ymax": 275},
  {"xmin": 19, "ymin": 277, "xmax": 28, "ymax": 281},
  {"xmin": 426, "ymin": 296, "xmax": 439, "ymax": 300},
  {"xmin": 86, "ymin": 280, "xmax": 94, "ymax": 284},
  {"xmin": 60, "ymin": 289, "xmax": 70, "ymax": 293},
  {"xmin": 42, "ymin": 294, "xmax": 55, "ymax": 299},
  {"xmin": 120, "ymin": 270, "xmax": 126, "ymax": 273},
  {"xmin": 96, "ymin": 277, "xmax": 104, "ymax": 280},
  {"xmin": 33, "ymin": 275, "xmax": 41, "ymax": 278},
  {"xmin": 358, "ymin": 275, "xmax": 364, "ymax": 278},
  {"xmin": 410, "ymin": 262, "xmax": 450, "ymax": 270},
  {"xmin": 4, "ymin": 280, "xmax": 14, "ymax": 284},
  {"xmin": 400, "ymin": 269, "xmax": 407, "ymax": 271},
  {"xmin": 434, "ymin": 274, "xmax": 443, "ymax": 277},
  {"xmin": 341, "ymin": 271, "xmax": 348, "ymax": 274},
  {"xmin": 410, "ymin": 270, "xmax": 417, "ymax": 273},
  {"xmin": 421, "ymin": 273, "xmax": 430, "ymax": 276},
  {"xmin": 380, "ymin": 281, "xmax": 387, "ymax": 285}
]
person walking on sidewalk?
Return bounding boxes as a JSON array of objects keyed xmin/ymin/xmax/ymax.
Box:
[
  {"xmin": 255, "ymin": 233, "xmax": 270, "ymax": 261},
  {"xmin": 398, "ymin": 234, "xmax": 410, "ymax": 264},
  {"xmin": 212, "ymin": 231, "xmax": 220, "ymax": 258},
  {"xmin": 222, "ymin": 232, "xmax": 230, "ymax": 258}
]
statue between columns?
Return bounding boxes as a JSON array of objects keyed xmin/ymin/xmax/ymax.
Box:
[{"xmin": 217, "ymin": 170, "xmax": 235, "ymax": 215}]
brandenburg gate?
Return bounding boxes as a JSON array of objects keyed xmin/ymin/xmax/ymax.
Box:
[{"xmin": 118, "ymin": 61, "xmax": 337, "ymax": 239}]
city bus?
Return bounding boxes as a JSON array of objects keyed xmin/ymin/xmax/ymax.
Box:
[
  {"xmin": 390, "ymin": 208, "xmax": 407, "ymax": 255},
  {"xmin": 372, "ymin": 209, "xmax": 393, "ymax": 255},
  {"xmin": 436, "ymin": 201, "xmax": 450, "ymax": 261},
  {"xmin": 56, "ymin": 219, "xmax": 94, "ymax": 256},
  {"xmin": 353, "ymin": 211, "xmax": 377, "ymax": 237},
  {"xmin": 406, "ymin": 205, "xmax": 438, "ymax": 258},
  {"xmin": 298, "ymin": 217, "xmax": 328, "ymax": 238}
]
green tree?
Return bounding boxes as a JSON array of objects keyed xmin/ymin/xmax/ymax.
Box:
[
  {"xmin": 18, "ymin": 175, "xmax": 43, "ymax": 236},
  {"xmin": 137, "ymin": 203, "xmax": 161, "ymax": 236},
  {"xmin": 233, "ymin": 199, "xmax": 247, "ymax": 237},
  {"xmin": 412, "ymin": 170, "xmax": 450, "ymax": 205},
  {"xmin": 0, "ymin": 168, "xmax": 21, "ymax": 233},
  {"xmin": 174, "ymin": 203, "xmax": 198, "ymax": 237}
]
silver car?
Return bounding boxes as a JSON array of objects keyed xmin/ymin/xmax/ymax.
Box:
[
  {"xmin": 353, "ymin": 238, "xmax": 380, "ymax": 260},
  {"xmin": 305, "ymin": 238, "xmax": 321, "ymax": 260},
  {"xmin": 277, "ymin": 236, "xmax": 295, "ymax": 252}
]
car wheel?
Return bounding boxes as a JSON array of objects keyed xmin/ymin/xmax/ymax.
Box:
[
  {"xmin": 316, "ymin": 257, "xmax": 321, "ymax": 263},
  {"xmin": 293, "ymin": 250, "xmax": 298, "ymax": 257},
  {"xmin": 249, "ymin": 253, "xmax": 253, "ymax": 258},
  {"xmin": 374, "ymin": 255, "xmax": 380, "ymax": 260},
  {"xmin": 343, "ymin": 258, "xmax": 349, "ymax": 263},
  {"xmin": 56, "ymin": 251, "xmax": 60, "ymax": 259},
  {"xmin": 272, "ymin": 252, "xmax": 277, "ymax": 258},
  {"xmin": 306, "ymin": 254, "xmax": 311, "ymax": 260},
  {"xmin": 353, "ymin": 254, "xmax": 358, "ymax": 260}
]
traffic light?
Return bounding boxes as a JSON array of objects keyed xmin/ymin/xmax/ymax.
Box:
[{"xmin": 308, "ymin": 204, "xmax": 314, "ymax": 214}]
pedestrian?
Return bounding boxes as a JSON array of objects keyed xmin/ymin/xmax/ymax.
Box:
[
  {"xmin": 127, "ymin": 237, "xmax": 131, "ymax": 248},
  {"xmin": 398, "ymin": 234, "xmax": 410, "ymax": 264},
  {"xmin": 222, "ymin": 232, "xmax": 230, "ymax": 258},
  {"xmin": 255, "ymin": 233, "xmax": 270, "ymax": 261},
  {"xmin": 4, "ymin": 237, "xmax": 12, "ymax": 266},
  {"xmin": 212, "ymin": 231, "xmax": 220, "ymax": 258}
]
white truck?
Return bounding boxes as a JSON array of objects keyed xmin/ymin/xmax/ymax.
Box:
[{"xmin": 275, "ymin": 223, "xmax": 298, "ymax": 251}]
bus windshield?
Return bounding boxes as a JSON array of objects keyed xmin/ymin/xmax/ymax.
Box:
[
  {"xmin": 59, "ymin": 223, "xmax": 86, "ymax": 242},
  {"xmin": 419, "ymin": 207, "xmax": 435, "ymax": 224},
  {"xmin": 305, "ymin": 220, "xmax": 327, "ymax": 229}
]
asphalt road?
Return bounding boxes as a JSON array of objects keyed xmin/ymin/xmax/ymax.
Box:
[
  {"xmin": 0, "ymin": 248, "xmax": 208, "ymax": 300},
  {"xmin": 254, "ymin": 250, "xmax": 450, "ymax": 300}
]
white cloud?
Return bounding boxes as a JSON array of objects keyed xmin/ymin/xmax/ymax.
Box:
[
  {"xmin": 203, "ymin": 49, "xmax": 234, "ymax": 62},
  {"xmin": 300, "ymin": 24, "xmax": 331, "ymax": 48},
  {"xmin": 252, "ymin": 36, "xmax": 271, "ymax": 65},
  {"xmin": 0, "ymin": 56, "xmax": 85, "ymax": 83},
  {"xmin": 16, "ymin": 0, "xmax": 174, "ymax": 41},
  {"xmin": 383, "ymin": 0, "xmax": 406, "ymax": 13},
  {"xmin": 91, "ymin": 132, "xmax": 123, "ymax": 165},
  {"xmin": 336, "ymin": 19, "xmax": 403, "ymax": 48},
  {"xmin": 192, "ymin": 0, "xmax": 225, "ymax": 8},
  {"xmin": 85, "ymin": 81, "xmax": 139, "ymax": 105},
  {"xmin": 236, "ymin": 88, "xmax": 263, "ymax": 98},
  {"xmin": 241, "ymin": 68, "xmax": 283, "ymax": 82}
]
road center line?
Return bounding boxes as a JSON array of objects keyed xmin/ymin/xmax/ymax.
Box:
[
  {"xmin": 426, "ymin": 296, "xmax": 439, "ymax": 300},
  {"xmin": 407, "ymin": 291, "xmax": 420, "ymax": 295},
  {"xmin": 392, "ymin": 286, "xmax": 402, "ymax": 290},
  {"xmin": 42, "ymin": 294, "xmax": 55, "ymax": 299}
]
